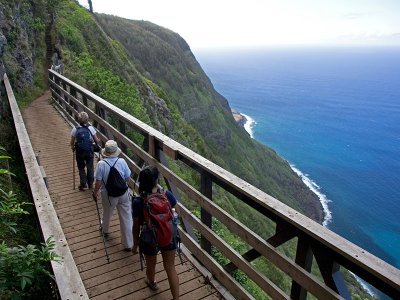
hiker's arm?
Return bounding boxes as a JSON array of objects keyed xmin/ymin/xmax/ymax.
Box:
[
  {"xmin": 167, "ymin": 190, "xmax": 181, "ymax": 217},
  {"xmin": 92, "ymin": 179, "xmax": 102, "ymax": 198},
  {"xmin": 132, "ymin": 218, "xmax": 140, "ymax": 254},
  {"xmin": 70, "ymin": 136, "xmax": 75, "ymax": 151},
  {"xmin": 92, "ymin": 133, "xmax": 100, "ymax": 144},
  {"xmin": 174, "ymin": 203, "xmax": 181, "ymax": 215}
]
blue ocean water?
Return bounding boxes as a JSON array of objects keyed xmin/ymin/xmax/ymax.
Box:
[{"xmin": 195, "ymin": 47, "xmax": 400, "ymax": 275}]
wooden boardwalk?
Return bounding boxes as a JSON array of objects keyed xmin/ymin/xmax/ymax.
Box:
[{"xmin": 22, "ymin": 91, "xmax": 220, "ymax": 300}]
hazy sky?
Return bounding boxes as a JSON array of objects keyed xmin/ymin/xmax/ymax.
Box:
[{"xmin": 77, "ymin": 0, "xmax": 400, "ymax": 49}]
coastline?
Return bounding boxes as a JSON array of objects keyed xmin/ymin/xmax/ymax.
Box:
[
  {"xmin": 230, "ymin": 111, "xmax": 377, "ymax": 297},
  {"xmin": 232, "ymin": 109, "xmax": 332, "ymax": 226},
  {"xmin": 232, "ymin": 109, "xmax": 255, "ymax": 138}
]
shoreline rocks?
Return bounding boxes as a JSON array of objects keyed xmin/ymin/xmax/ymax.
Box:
[{"xmin": 232, "ymin": 109, "xmax": 247, "ymax": 127}]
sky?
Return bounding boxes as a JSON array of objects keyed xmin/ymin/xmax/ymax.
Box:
[{"xmin": 77, "ymin": 0, "xmax": 400, "ymax": 49}]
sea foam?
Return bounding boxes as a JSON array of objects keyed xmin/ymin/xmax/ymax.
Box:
[
  {"xmin": 241, "ymin": 113, "xmax": 256, "ymax": 138},
  {"xmin": 238, "ymin": 111, "xmax": 332, "ymax": 226},
  {"xmin": 291, "ymin": 165, "xmax": 333, "ymax": 227}
]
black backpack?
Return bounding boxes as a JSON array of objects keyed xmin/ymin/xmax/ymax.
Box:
[
  {"xmin": 75, "ymin": 126, "xmax": 92, "ymax": 152},
  {"xmin": 103, "ymin": 158, "xmax": 128, "ymax": 197}
]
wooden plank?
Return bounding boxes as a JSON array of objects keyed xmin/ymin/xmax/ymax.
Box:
[
  {"xmin": 178, "ymin": 195, "xmax": 342, "ymax": 299},
  {"xmin": 180, "ymin": 244, "xmax": 236, "ymax": 300},
  {"xmin": 4, "ymin": 74, "xmax": 89, "ymax": 300},
  {"xmin": 181, "ymin": 206, "xmax": 289, "ymax": 300},
  {"xmin": 179, "ymin": 229, "xmax": 254, "ymax": 300}
]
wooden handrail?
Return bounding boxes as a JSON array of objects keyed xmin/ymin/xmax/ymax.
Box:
[
  {"xmin": 48, "ymin": 69, "xmax": 400, "ymax": 299},
  {"xmin": 2, "ymin": 74, "xmax": 89, "ymax": 300}
]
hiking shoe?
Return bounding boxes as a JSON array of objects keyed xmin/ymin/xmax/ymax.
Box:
[
  {"xmin": 145, "ymin": 279, "xmax": 159, "ymax": 291},
  {"xmin": 99, "ymin": 226, "xmax": 109, "ymax": 237}
]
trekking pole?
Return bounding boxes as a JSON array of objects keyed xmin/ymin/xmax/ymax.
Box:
[
  {"xmin": 72, "ymin": 150, "xmax": 76, "ymax": 190},
  {"xmin": 92, "ymin": 194, "xmax": 110, "ymax": 263},
  {"xmin": 177, "ymin": 240, "xmax": 183, "ymax": 265},
  {"xmin": 139, "ymin": 250, "xmax": 144, "ymax": 271}
]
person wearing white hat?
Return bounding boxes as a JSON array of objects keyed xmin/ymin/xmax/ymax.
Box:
[{"xmin": 92, "ymin": 140, "xmax": 133, "ymax": 251}]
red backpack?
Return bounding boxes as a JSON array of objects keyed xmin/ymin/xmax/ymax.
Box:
[{"xmin": 141, "ymin": 191, "xmax": 174, "ymax": 247}]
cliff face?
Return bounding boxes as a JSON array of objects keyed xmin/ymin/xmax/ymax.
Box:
[
  {"xmin": 0, "ymin": 0, "xmax": 49, "ymax": 104},
  {"xmin": 96, "ymin": 14, "xmax": 324, "ymax": 222},
  {"xmin": 0, "ymin": 0, "xmax": 323, "ymax": 223},
  {"xmin": 0, "ymin": 2, "xmax": 33, "ymax": 88}
]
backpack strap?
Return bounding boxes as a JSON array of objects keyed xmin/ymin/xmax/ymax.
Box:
[
  {"xmin": 101, "ymin": 158, "xmax": 120, "ymax": 186},
  {"xmin": 102, "ymin": 157, "xmax": 119, "ymax": 167},
  {"xmin": 77, "ymin": 124, "xmax": 96, "ymax": 140}
]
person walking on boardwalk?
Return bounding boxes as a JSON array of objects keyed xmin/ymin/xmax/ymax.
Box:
[
  {"xmin": 70, "ymin": 111, "xmax": 100, "ymax": 190},
  {"xmin": 132, "ymin": 166, "xmax": 180, "ymax": 299},
  {"xmin": 92, "ymin": 140, "xmax": 133, "ymax": 251}
]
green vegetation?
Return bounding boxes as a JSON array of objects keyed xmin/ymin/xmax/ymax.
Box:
[
  {"xmin": 0, "ymin": 139, "xmax": 59, "ymax": 299},
  {"xmin": 0, "ymin": 238, "xmax": 59, "ymax": 299},
  {"xmin": 0, "ymin": 0, "xmax": 373, "ymax": 298},
  {"xmin": 0, "ymin": 0, "xmax": 49, "ymax": 106}
]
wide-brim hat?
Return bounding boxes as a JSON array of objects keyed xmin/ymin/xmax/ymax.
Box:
[{"xmin": 101, "ymin": 140, "xmax": 121, "ymax": 157}]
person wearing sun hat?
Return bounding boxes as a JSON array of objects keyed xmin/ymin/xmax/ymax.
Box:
[
  {"xmin": 70, "ymin": 111, "xmax": 100, "ymax": 190},
  {"xmin": 92, "ymin": 140, "xmax": 133, "ymax": 251}
]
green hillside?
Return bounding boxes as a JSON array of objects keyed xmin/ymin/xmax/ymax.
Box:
[{"xmin": 0, "ymin": 0, "xmax": 372, "ymax": 298}]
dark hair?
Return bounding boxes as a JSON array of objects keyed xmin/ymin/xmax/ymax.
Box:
[{"xmin": 138, "ymin": 166, "xmax": 159, "ymax": 195}]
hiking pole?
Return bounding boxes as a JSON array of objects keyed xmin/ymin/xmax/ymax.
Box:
[
  {"xmin": 72, "ymin": 150, "xmax": 76, "ymax": 190},
  {"xmin": 139, "ymin": 250, "xmax": 144, "ymax": 271},
  {"xmin": 177, "ymin": 240, "xmax": 183, "ymax": 266},
  {"xmin": 92, "ymin": 194, "xmax": 110, "ymax": 263}
]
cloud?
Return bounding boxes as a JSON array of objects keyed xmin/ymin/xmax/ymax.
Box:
[
  {"xmin": 342, "ymin": 11, "xmax": 381, "ymax": 20},
  {"xmin": 333, "ymin": 32, "xmax": 400, "ymax": 45}
]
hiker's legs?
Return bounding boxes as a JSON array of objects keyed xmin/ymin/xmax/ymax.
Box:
[
  {"xmin": 100, "ymin": 190, "xmax": 117, "ymax": 233},
  {"xmin": 85, "ymin": 152, "xmax": 94, "ymax": 188},
  {"xmin": 144, "ymin": 254, "xmax": 157, "ymax": 284},
  {"xmin": 116, "ymin": 192, "xmax": 133, "ymax": 248},
  {"xmin": 76, "ymin": 151, "xmax": 87, "ymax": 187},
  {"xmin": 162, "ymin": 249, "xmax": 179, "ymax": 299}
]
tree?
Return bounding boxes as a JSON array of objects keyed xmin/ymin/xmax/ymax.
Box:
[{"xmin": 88, "ymin": 0, "xmax": 93, "ymax": 13}]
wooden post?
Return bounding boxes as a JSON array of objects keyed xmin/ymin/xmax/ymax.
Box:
[
  {"xmin": 290, "ymin": 236, "xmax": 313, "ymax": 300},
  {"xmin": 200, "ymin": 172, "xmax": 212, "ymax": 254},
  {"xmin": 224, "ymin": 222, "xmax": 296, "ymax": 273},
  {"xmin": 82, "ymin": 95, "xmax": 88, "ymax": 107},
  {"xmin": 314, "ymin": 249, "xmax": 351, "ymax": 299},
  {"xmin": 119, "ymin": 120, "xmax": 127, "ymax": 154},
  {"xmin": 95, "ymin": 104, "xmax": 107, "ymax": 136},
  {"xmin": 49, "ymin": 73, "xmax": 56, "ymax": 99},
  {"xmin": 70, "ymin": 87, "xmax": 78, "ymax": 118},
  {"xmin": 61, "ymin": 81, "xmax": 68, "ymax": 110},
  {"xmin": 159, "ymin": 151, "xmax": 197, "ymax": 241},
  {"xmin": 148, "ymin": 135, "xmax": 155, "ymax": 158}
]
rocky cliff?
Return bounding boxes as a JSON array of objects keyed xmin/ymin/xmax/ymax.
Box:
[{"xmin": 0, "ymin": 0, "xmax": 324, "ymax": 224}]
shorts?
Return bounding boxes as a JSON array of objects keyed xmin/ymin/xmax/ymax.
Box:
[{"xmin": 139, "ymin": 240, "xmax": 176, "ymax": 256}]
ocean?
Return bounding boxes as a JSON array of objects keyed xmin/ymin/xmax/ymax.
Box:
[{"xmin": 194, "ymin": 46, "xmax": 400, "ymax": 295}]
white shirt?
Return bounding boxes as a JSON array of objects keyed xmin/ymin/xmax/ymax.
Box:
[{"xmin": 70, "ymin": 125, "xmax": 96, "ymax": 137}]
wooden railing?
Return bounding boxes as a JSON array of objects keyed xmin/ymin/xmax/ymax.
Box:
[
  {"xmin": 48, "ymin": 69, "xmax": 400, "ymax": 300},
  {"xmin": 1, "ymin": 74, "xmax": 89, "ymax": 299}
]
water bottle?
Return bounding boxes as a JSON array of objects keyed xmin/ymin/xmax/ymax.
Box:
[{"xmin": 172, "ymin": 208, "xmax": 179, "ymax": 225}]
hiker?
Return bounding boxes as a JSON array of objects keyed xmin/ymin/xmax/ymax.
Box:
[
  {"xmin": 92, "ymin": 140, "xmax": 133, "ymax": 251},
  {"xmin": 132, "ymin": 165, "xmax": 180, "ymax": 299},
  {"xmin": 70, "ymin": 111, "xmax": 100, "ymax": 190}
]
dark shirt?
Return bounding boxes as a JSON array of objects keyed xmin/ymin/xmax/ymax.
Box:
[{"xmin": 132, "ymin": 190, "xmax": 177, "ymax": 224}]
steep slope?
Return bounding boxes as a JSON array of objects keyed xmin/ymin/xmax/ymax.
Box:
[
  {"xmin": 96, "ymin": 14, "xmax": 324, "ymax": 222},
  {"xmin": 0, "ymin": 1, "xmax": 373, "ymax": 298},
  {"xmin": 0, "ymin": 0, "xmax": 322, "ymax": 220}
]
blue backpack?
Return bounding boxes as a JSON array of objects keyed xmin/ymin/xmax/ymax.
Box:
[{"xmin": 75, "ymin": 126, "xmax": 92, "ymax": 152}]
